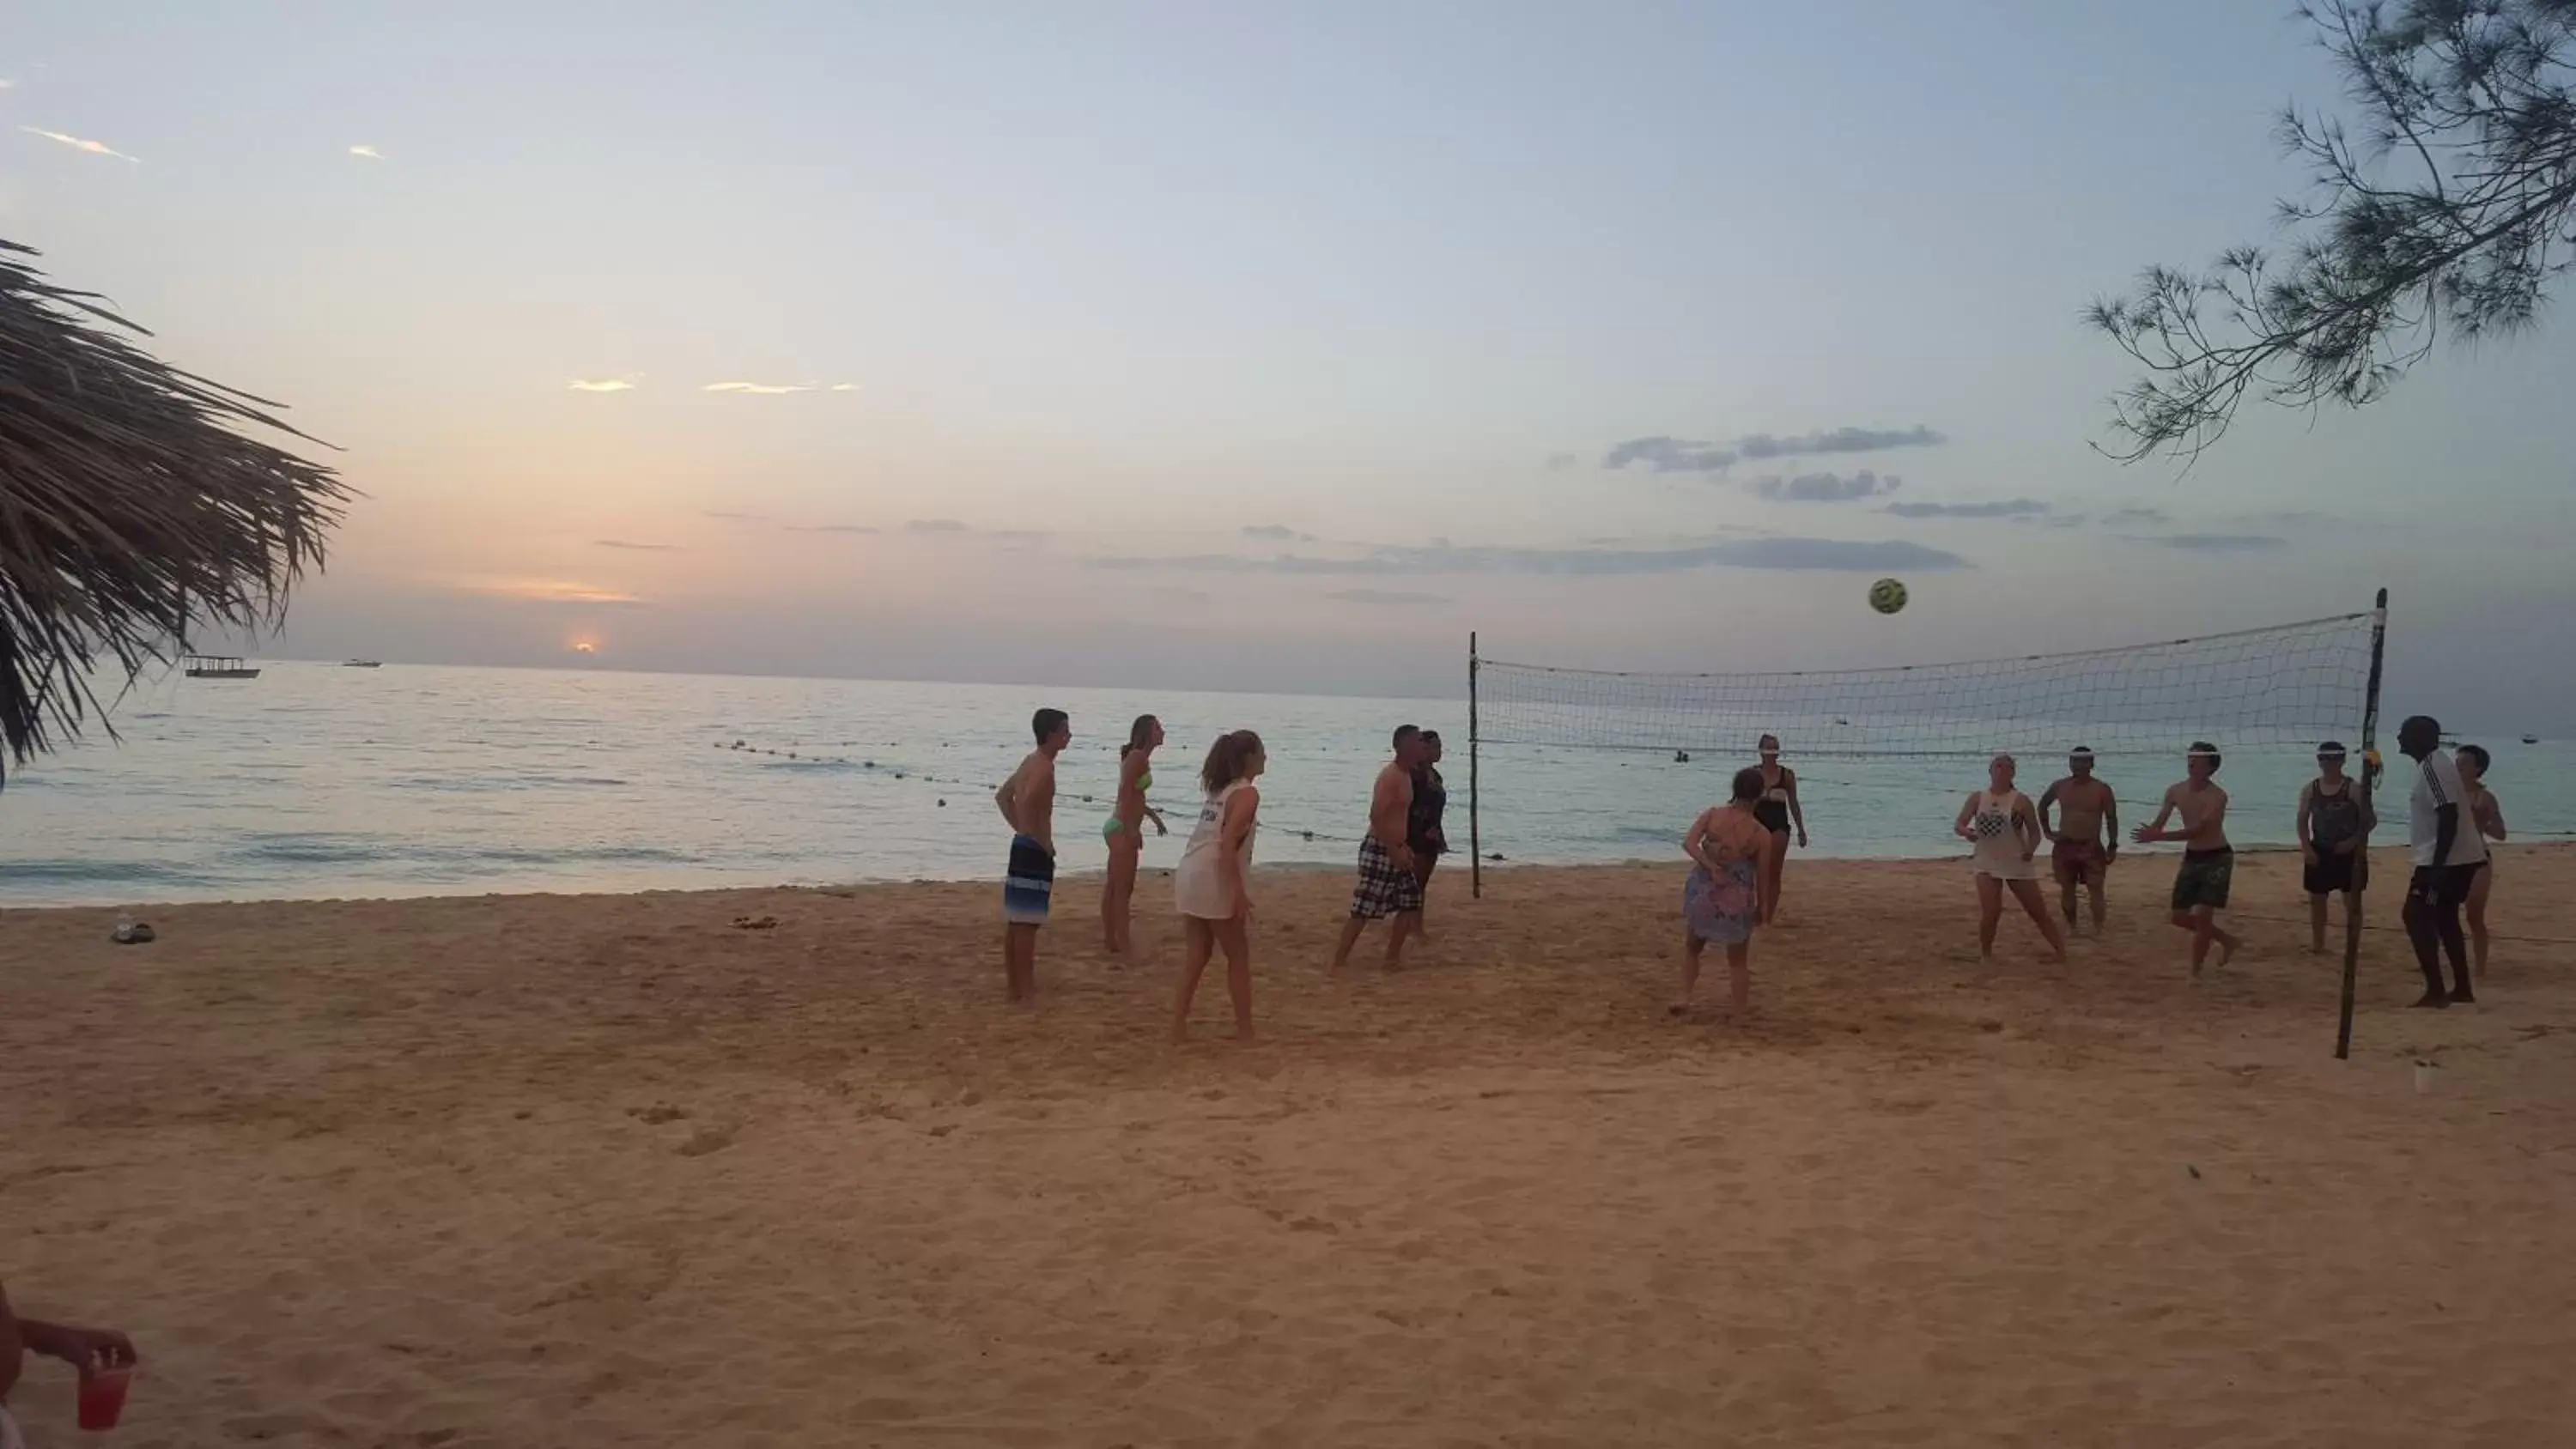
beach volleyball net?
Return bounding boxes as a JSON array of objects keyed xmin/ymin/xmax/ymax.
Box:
[
  {"xmin": 1472, "ymin": 609, "xmax": 2382, "ymax": 761},
  {"xmin": 1467, "ymin": 593, "xmax": 2392, "ymax": 1059}
]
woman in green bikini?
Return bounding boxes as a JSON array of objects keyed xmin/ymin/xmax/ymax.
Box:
[{"xmin": 1102, "ymin": 714, "xmax": 1170, "ymax": 955}]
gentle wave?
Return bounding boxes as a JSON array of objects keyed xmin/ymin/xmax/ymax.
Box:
[
  {"xmin": 0, "ymin": 858, "xmax": 220, "ymax": 888},
  {"xmin": 3, "ymin": 663, "xmax": 2567, "ymax": 906}
]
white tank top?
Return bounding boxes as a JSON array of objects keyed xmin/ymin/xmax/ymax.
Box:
[
  {"xmin": 1176, "ymin": 781, "xmax": 1256, "ymax": 918},
  {"xmin": 1968, "ymin": 789, "xmax": 2034, "ymax": 877}
]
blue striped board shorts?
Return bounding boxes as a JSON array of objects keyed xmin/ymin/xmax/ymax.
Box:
[{"xmin": 1003, "ymin": 834, "xmax": 1054, "ymax": 925}]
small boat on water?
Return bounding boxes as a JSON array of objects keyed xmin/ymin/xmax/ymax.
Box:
[
  {"xmin": 342, "ymin": 659, "xmax": 383, "ymax": 668},
  {"xmin": 2524, "ymin": 734, "xmax": 2542, "ymax": 745},
  {"xmin": 184, "ymin": 654, "xmax": 259, "ymax": 680}
]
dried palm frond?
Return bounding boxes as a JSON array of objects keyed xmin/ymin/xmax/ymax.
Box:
[{"xmin": 0, "ymin": 239, "xmax": 349, "ymax": 785}]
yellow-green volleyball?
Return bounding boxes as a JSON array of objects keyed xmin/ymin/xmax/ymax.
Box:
[{"xmin": 1868, "ymin": 577, "xmax": 1909, "ymax": 615}]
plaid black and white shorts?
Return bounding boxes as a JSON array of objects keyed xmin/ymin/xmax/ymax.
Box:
[{"xmin": 1350, "ymin": 838, "xmax": 1424, "ymax": 920}]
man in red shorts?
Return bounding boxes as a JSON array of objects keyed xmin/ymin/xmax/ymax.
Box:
[{"xmin": 2038, "ymin": 746, "xmax": 2118, "ymax": 934}]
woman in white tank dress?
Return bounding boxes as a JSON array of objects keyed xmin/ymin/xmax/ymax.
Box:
[
  {"xmin": 1172, "ymin": 731, "xmax": 1266, "ymax": 1044},
  {"xmin": 1953, "ymin": 754, "xmax": 2068, "ymax": 962}
]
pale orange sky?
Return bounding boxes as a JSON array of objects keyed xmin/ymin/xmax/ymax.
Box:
[{"xmin": 7, "ymin": 3, "xmax": 2571, "ymax": 719}]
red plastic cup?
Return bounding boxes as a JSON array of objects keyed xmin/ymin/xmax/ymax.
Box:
[{"xmin": 77, "ymin": 1362, "xmax": 134, "ymax": 1431}]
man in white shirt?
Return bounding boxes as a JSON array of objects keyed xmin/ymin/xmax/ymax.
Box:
[{"xmin": 2398, "ymin": 714, "xmax": 2485, "ymax": 1008}]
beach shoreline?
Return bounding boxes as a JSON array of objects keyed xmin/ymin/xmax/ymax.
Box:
[
  {"xmin": 4, "ymin": 840, "xmax": 2384, "ymax": 912},
  {"xmin": 5, "ymin": 847, "xmax": 2572, "ymax": 1446}
]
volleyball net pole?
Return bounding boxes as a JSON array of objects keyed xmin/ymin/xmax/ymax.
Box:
[
  {"xmin": 2335, "ymin": 586, "xmax": 2391, "ymax": 1061},
  {"xmin": 1468, "ymin": 631, "xmax": 1483, "ymax": 901}
]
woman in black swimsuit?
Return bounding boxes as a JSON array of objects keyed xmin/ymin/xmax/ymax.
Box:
[
  {"xmin": 1407, "ymin": 731, "xmax": 1449, "ymax": 936},
  {"xmin": 1751, "ymin": 734, "xmax": 1807, "ymax": 924}
]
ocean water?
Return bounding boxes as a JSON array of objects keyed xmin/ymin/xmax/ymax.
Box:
[{"xmin": 2, "ymin": 662, "xmax": 2567, "ymax": 906}]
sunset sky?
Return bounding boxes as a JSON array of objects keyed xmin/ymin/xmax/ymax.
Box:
[{"xmin": 6, "ymin": 2, "xmax": 2570, "ymax": 725}]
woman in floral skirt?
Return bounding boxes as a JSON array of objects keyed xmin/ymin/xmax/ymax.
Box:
[{"xmin": 1678, "ymin": 767, "xmax": 1773, "ymax": 1018}]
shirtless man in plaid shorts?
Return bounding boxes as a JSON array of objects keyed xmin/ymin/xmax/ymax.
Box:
[{"xmin": 1329, "ymin": 724, "xmax": 1431, "ymax": 976}]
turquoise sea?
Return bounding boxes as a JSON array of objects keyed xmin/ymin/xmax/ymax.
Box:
[{"xmin": 1, "ymin": 662, "xmax": 2567, "ymax": 906}]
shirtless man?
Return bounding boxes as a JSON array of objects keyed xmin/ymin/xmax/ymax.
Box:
[
  {"xmin": 2131, "ymin": 741, "xmax": 2243, "ymax": 975},
  {"xmin": 994, "ymin": 707, "xmax": 1069, "ymax": 1003},
  {"xmin": 1328, "ymin": 724, "xmax": 1429, "ymax": 976},
  {"xmin": 2038, "ymin": 745, "xmax": 2118, "ymax": 933}
]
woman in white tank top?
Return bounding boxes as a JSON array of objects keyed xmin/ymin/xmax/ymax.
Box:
[
  {"xmin": 1172, "ymin": 731, "xmax": 1266, "ymax": 1044},
  {"xmin": 1953, "ymin": 754, "xmax": 2067, "ymax": 962}
]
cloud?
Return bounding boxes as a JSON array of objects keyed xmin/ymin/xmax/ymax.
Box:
[
  {"xmin": 702, "ymin": 380, "xmax": 859, "ymax": 396},
  {"xmin": 900, "ymin": 518, "xmax": 1047, "ymax": 543},
  {"xmin": 348, "ymin": 144, "xmax": 383, "ymax": 160},
  {"xmin": 1606, "ymin": 424, "xmax": 1947, "ymax": 474},
  {"xmin": 20, "ymin": 126, "xmax": 139, "ymax": 162},
  {"xmin": 2153, "ymin": 533, "xmax": 2288, "ymax": 552},
  {"xmin": 700, "ymin": 510, "xmax": 765, "ymax": 522},
  {"xmin": 2104, "ymin": 506, "xmax": 2170, "ymax": 525},
  {"xmin": 1325, "ymin": 588, "xmax": 1449, "ymax": 605},
  {"xmin": 593, "ymin": 539, "xmax": 679, "ymax": 552},
  {"xmin": 465, "ymin": 579, "xmax": 647, "ymax": 606},
  {"xmin": 1604, "ymin": 436, "xmax": 1739, "ymax": 473},
  {"xmin": 1544, "ymin": 452, "xmax": 1580, "ymax": 471},
  {"xmin": 1736, "ymin": 425, "xmax": 1944, "ymax": 460},
  {"xmin": 2228, "ymin": 509, "xmax": 2335, "ymax": 530},
  {"xmin": 1750, "ymin": 470, "xmax": 1903, "ymax": 503},
  {"xmin": 788, "ymin": 523, "xmax": 878, "ymax": 534},
  {"xmin": 1242, "ymin": 524, "xmax": 1317, "ymax": 543},
  {"xmin": 1092, "ymin": 535, "xmax": 1970, "ymax": 578},
  {"xmin": 1881, "ymin": 498, "xmax": 2051, "ymax": 518},
  {"xmin": 568, "ymin": 377, "xmax": 639, "ymax": 393}
]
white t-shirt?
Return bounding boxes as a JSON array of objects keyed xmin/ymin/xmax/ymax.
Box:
[{"xmin": 2409, "ymin": 749, "xmax": 2488, "ymax": 869}]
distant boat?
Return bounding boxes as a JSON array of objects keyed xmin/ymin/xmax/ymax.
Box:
[
  {"xmin": 342, "ymin": 659, "xmax": 383, "ymax": 669},
  {"xmin": 184, "ymin": 654, "xmax": 259, "ymax": 680},
  {"xmin": 2524, "ymin": 735, "xmax": 2542, "ymax": 745}
]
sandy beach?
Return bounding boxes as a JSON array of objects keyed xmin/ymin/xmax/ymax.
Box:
[{"xmin": 4, "ymin": 846, "xmax": 2573, "ymax": 1447}]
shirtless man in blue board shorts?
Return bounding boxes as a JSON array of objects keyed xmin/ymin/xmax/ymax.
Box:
[{"xmin": 994, "ymin": 708, "xmax": 1068, "ymax": 1003}]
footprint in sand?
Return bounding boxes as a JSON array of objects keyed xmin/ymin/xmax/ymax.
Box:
[{"xmin": 675, "ymin": 1126, "xmax": 735, "ymax": 1156}]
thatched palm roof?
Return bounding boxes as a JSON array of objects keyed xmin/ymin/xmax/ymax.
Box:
[{"xmin": 0, "ymin": 239, "xmax": 347, "ymax": 785}]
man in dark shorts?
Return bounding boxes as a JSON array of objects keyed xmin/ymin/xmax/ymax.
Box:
[
  {"xmin": 1406, "ymin": 731, "xmax": 1449, "ymax": 938},
  {"xmin": 2132, "ymin": 742, "xmax": 2244, "ymax": 976},
  {"xmin": 2295, "ymin": 740, "xmax": 2375, "ymax": 954},
  {"xmin": 993, "ymin": 707, "xmax": 1069, "ymax": 1003},
  {"xmin": 2038, "ymin": 746, "xmax": 2117, "ymax": 933},
  {"xmin": 1329, "ymin": 725, "xmax": 1429, "ymax": 975},
  {"xmin": 2398, "ymin": 715, "xmax": 2483, "ymax": 1007}
]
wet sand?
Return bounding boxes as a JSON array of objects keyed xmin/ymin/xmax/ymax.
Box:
[{"xmin": 3, "ymin": 845, "xmax": 2573, "ymax": 1446}]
